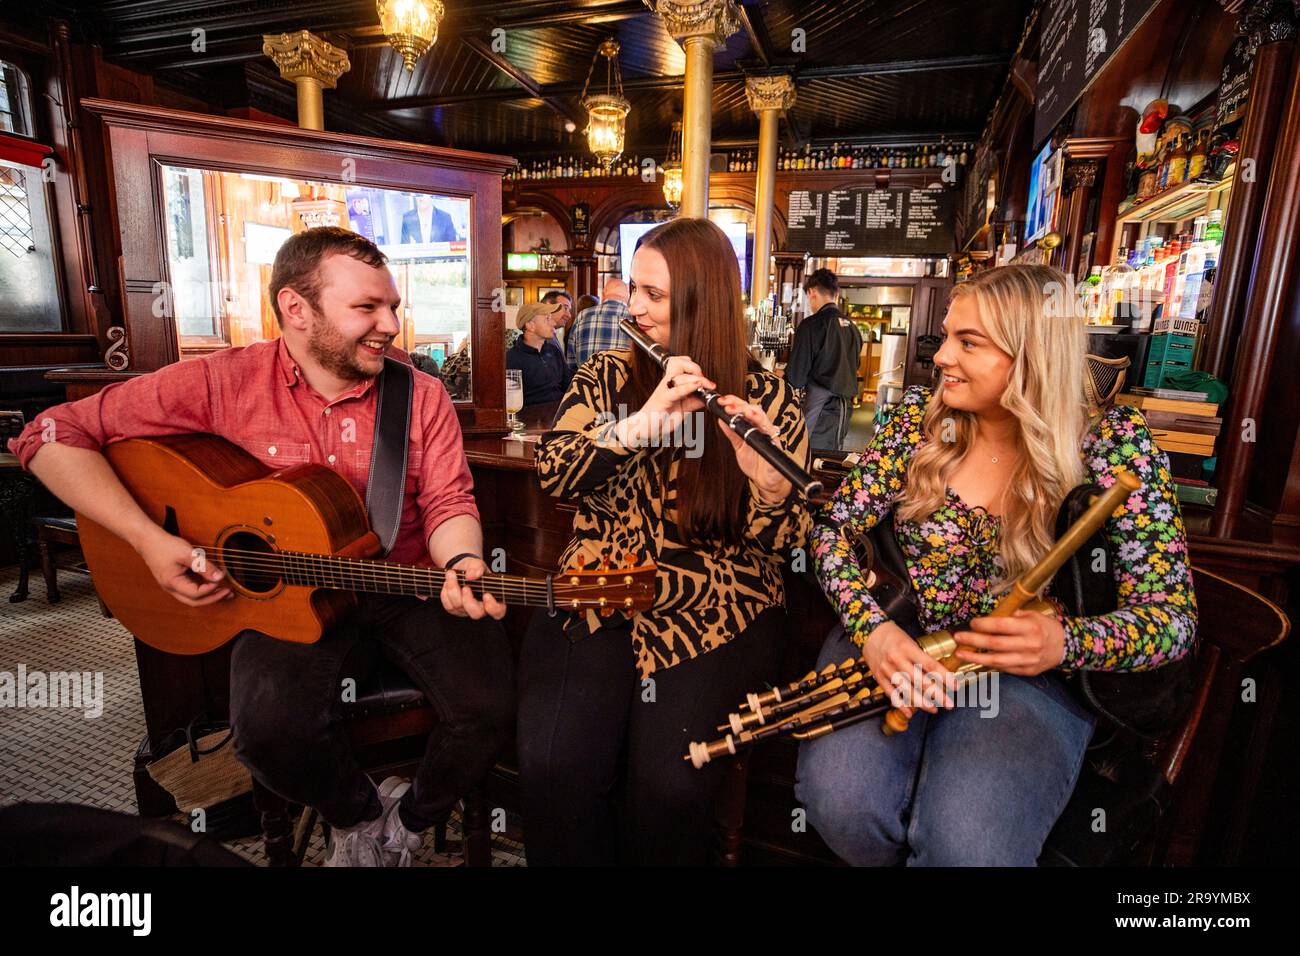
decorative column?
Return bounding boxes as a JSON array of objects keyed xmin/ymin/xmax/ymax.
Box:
[
  {"xmin": 569, "ymin": 247, "xmax": 598, "ymax": 301},
  {"xmin": 1058, "ymin": 159, "xmax": 1098, "ymax": 280},
  {"xmin": 658, "ymin": 0, "xmax": 740, "ymax": 217},
  {"xmin": 262, "ymin": 30, "xmax": 351, "ymax": 131},
  {"xmin": 1212, "ymin": 4, "xmax": 1300, "ymax": 537},
  {"xmin": 746, "ymin": 75, "xmax": 796, "ymax": 305},
  {"xmin": 1203, "ymin": 1, "xmax": 1298, "ymax": 379}
]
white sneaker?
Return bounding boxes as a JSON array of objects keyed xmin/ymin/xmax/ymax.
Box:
[
  {"xmin": 322, "ymin": 811, "xmax": 385, "ymax": 867},
  {"xmin": 377, "ymin": 776, "xmax": 424, "ymax": 867}
]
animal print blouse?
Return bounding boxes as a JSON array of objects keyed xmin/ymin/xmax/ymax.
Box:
[
  {"xmin": 537, "ymin": 349, "xmax": 812, "ymax": 679},
  {"xmin": 810, "ymin": 385, "xmax": 1197, "ymax": 672}
]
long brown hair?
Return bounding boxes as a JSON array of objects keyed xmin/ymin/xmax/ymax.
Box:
[{"xmin": 619, "ymin": 217, "xmax": 753, "ymax": 547}]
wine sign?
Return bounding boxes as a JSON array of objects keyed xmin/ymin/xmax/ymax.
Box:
[
  {"xmin": 785, "ymin": 186, "xmax": 956, "ymax": 257},
  {"xmin": 1034, "ymin": 0, "xmax": 1160, "ymax": 147}
]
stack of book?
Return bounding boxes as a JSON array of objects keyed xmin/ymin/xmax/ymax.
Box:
[{"xmin": 1117, "ymin": 387, "xmax": 1220, "ymax": 507}]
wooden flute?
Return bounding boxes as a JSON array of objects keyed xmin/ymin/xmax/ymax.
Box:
[{"xmin": 619, "ymin": 318, "xmax": 824, "ymax": 501}]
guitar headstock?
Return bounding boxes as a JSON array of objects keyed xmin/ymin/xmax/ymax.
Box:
[{"xmin": 553, "ymin": 553, "xmax": 657, "ymax": 617}]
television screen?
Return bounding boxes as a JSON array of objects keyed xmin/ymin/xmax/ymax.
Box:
[
  {"xmin": 1024, "ymin": 141, "xmax": 1062, "ymax": 246},
  {"xmin": 620, "ymin": 221, "xmax": 748, "ymax": 291},
  {"xmin": 345, "ymin": 187, "xmax": 470, "ymax": 262}
]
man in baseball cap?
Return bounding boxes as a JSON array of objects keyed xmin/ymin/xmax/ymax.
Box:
[{"xmin": 507, "ymin": 300, "xmax": 572, "ymax": 406}]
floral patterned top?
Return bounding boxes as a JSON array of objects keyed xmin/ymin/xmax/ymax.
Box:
[{"xmin": 810, "ymin": 386, "xmax": 1197, "ymax": 672}]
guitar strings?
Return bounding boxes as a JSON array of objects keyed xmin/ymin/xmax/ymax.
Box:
[
  {"xmin": 196, "ymin": 546, "xmax": 642, "ymax": 602},
  {"xmin": 214, "ymin": 551, "xmax": 546, "ymax": 599},
  {"xmin": 208, "ymin": 547, "xmax": 624, "ymax": 596}
]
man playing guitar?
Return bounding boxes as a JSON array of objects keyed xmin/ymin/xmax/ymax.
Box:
[{"xmin": 8, "ymin": 227, "xmax": 513, "ymax": 867}]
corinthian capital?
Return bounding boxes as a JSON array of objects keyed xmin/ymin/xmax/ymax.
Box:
[
  {"xmin": 657, "ymin": 0, "xmax": 741, "ymax": 45},
  {"xmin": 262, "ymin": 30, "xmax": 351, "ymax": 89},
  {"xmin": 745, "ymin": 74, "xmax": 796, "ymax": 113}
]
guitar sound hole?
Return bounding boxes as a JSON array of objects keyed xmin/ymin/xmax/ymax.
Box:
[{"xmin": 221, "ymin": 531, "xmax": 281, "ymax": 595}]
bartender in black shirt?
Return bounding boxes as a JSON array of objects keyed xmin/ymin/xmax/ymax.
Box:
[
  {"xmin": 785, "ymin": 269, "xmax": 862, "ymax": 449},
  {"xmin": 507, "ymin": 300, "xmax": 573, "ymax": 406}
]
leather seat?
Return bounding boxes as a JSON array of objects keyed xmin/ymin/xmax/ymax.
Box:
[{"xmin": 342, "ymin": 656, "xmax": 427, "ymax": 716}]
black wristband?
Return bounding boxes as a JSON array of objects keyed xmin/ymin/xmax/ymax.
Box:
[{"xmin": 443, "ymin": 552, "xmax": 481, "ymax": 572}]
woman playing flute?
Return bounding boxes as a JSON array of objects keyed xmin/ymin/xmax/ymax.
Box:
[
  {"xmin": 797, "ymin": 264, "xmax": 1197, "ymax": 866},
  {"xmin": 520, "ymin": 217, "xmax": 811, "ymax": 865}
]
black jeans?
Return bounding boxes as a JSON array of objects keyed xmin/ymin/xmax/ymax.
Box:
[
  {"xmin": 228, "ymin": 594, "xmax": 514, "ymax": 832},
  {"xmin": 516, "ymin": 606, "xmax": 787, "ymax": 865}
]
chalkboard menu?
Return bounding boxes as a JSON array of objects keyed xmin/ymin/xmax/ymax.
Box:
[
  {"xmin": 1034, "ymin": 0, "xmax": 1160, "ymax": 147},
  {"xmin": 786, "ymin": 187, "xmax": 955, "ymax": 256},
  {"xmin": 1216, "ymin": 31, "xmax": 1255, "ymax": 129}
]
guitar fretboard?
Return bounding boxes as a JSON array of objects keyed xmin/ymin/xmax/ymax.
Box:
[{"xmin": 219, "ymin": 548, "xmax": 554, "ymax": 606}]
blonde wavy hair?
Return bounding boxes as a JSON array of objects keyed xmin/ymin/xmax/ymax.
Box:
[{"xmin": 895, "ymin": 264, "xmax": 1091, "ymax": 584}]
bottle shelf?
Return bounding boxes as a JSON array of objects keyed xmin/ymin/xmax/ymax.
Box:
[{"xmin": 1117, "ymin": 170, "xmax": 1234, "ymax": 225}]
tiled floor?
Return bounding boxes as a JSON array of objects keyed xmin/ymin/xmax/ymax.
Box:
[{"xmin": 0, "ymin": 565, "xmax": 524, "ymax": 866}]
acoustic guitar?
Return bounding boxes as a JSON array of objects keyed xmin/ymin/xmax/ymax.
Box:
[{"xmin": 78, "ymin": 434, "xmax": 655, "ymax": 655}]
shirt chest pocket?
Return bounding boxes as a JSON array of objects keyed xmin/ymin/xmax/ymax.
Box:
[{"xmin": 240, "ymin": 438, "xmax": 312, "ymax": 469}]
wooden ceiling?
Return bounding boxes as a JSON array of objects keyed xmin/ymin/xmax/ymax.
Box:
[{"xmin": 30, "ymin": 0, "xmax": 1034, "ymax": 156}]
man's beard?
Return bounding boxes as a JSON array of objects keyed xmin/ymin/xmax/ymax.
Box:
[{"xmin": 307, "ymin": 311, "xmax": 380, "ymax": 382}]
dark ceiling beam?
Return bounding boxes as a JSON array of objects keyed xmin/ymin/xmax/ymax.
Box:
[
  {"xmin": 87, "ymin": 0, "xmax": 646, "ymax": 56},
  {"xmin": 790, "ymin": 54, "xmax": 1003, "ymax": 78},
  {"xmin": 362, "ymin": 54, "xmax": 1008, "ymax": 112},
  {"xmin": 735, "ymin": 2, "xmax": 773, "ymax": 67},
  {"xmin": 460, "ymin": 35, "xmax": 587, "ymax": 130},
  {"xmin": 84, "ymin": 1, "xmax": 368, "ymax": 47}
]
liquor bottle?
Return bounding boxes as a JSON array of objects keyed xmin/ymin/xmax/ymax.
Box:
[
  {"xmin": 1156, "ymin": 138, "xmax": 1173, "ymax": 192},
  {"xmin": 1188, "ymin": 130, "xmax": 1209, "ymax": 181},
  {"xmin": 1167, "ymin": 135, "xmax": 1189, "ymax": 186},
  {"xmin": 1085, "ymin": 266, "xmax": 1103, "ymax": 323},
  {"xmin": 1205, "ymin": 208, "xmax": 1224, "ymax": 244}
]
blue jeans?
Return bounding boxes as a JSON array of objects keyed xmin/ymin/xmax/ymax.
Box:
[{"xmin": 795, "ymin": 626, "xmax": 1095, "ymax": 866}]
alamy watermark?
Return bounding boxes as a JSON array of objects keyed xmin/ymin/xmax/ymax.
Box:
[
  {"xmin": 0, "ymin": 664, "xmax": 104, "ymax": 719},
  {"xmin": 592, "ymin": 406, "xmax": 707, "ymax": 458},
  {"xmin": 885, "ymin": 665, "xmax": 1000, "ymax": 718}
]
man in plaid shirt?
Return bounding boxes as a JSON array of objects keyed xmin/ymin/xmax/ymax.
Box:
[{"xmin": 564, "ymin": 277, "xmax": 631, "ymax": 372}]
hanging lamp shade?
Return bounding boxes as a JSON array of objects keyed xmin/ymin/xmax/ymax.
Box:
[
  {"xmin": 581, "ymin": 39, "xmax": 630, "ymax": 169},
  {"xmin": 377, "ymin": 0, "xmax": 445, "ymax": 72}
]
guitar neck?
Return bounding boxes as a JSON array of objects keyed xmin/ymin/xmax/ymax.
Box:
[{"xmin": 231, "ymin": 550, "xmax": 554, "ymax": 607}]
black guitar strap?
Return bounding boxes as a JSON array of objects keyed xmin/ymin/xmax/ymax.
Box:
[{"xmin": 364, "ymin": 357, "xmax": 414, "ymax": 556}]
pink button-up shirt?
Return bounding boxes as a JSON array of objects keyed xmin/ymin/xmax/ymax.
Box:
[{"xmin": 8, "ymin": 338, "xmax": 478, "ymax": 565}]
